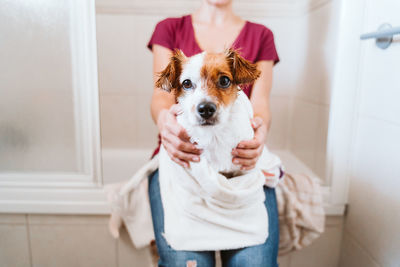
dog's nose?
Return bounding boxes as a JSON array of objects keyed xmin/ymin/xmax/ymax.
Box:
[{"xmin": 197, "ymin": 102, "xmax": 217, "ymax": 119}]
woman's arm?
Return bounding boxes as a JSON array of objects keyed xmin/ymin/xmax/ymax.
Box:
[
  {"xmin": 232, "ymin": 60, "xmax": 274, "ymax": 170},
  {"xmin": 250, "ymin": 60, "xmax": 273, "ymax": 129},
  {"xmin": 150, "ymin": 45, "xmax": 175, "ymax": 123},
  {"xmin": 151, "ymin": 45, "xmax": 202, "ymax": 168}
]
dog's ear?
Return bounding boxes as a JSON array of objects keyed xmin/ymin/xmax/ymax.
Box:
[
  {"xmin": 156, "ymin": 49, "xmax": 186, "ymax": 93},
  {"xmin": 225, "ymin": 49, "xmax": 260, "ymax": 86}
]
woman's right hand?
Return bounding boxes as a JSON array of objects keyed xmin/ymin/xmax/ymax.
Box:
[{"xmin": 157, "ymin": 104, "xmax": 202, "ymax": 168}]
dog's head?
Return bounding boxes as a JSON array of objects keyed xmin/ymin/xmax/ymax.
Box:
[{"xmin": 156, "ymin": 49, "xmax": 260, "ymax": 126}]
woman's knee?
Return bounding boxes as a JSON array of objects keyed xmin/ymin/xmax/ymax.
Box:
[{"xmin": 158, "ymin": 250, "xmax": 215, "ymax": 267}]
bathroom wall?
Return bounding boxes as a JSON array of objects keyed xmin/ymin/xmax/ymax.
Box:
[
  {"xmin": 286, "ymin": 1, "xmax": 340, "ymax": 179},
  {"xmin": 0, "ymin": 1, "xmax": 348, "ymax": 267},
  {"xmin": 249, "ymin": 1, "xmax": 341, "ymax": 179}
]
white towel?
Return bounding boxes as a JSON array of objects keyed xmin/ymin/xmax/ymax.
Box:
[
  {"xmin": 158, "ymin": 145, "xmax": 281, "ymax": 251},
  {"xmin": 105, "ymin": 146, "xmax": 282, "ymax": 250}
]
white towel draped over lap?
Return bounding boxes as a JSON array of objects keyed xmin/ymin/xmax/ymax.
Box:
[{"xmin": 158, "ymin": 145, "xmax": 282, "ymax": 251}]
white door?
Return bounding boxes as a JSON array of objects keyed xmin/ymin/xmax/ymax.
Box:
[
  {"xmin": 358, "ymin": 0, "xmax": 400, "ymax": 125},
  {"xmin": 327, "ymin": 0, "xmax": 400, "ymax": 210},
  {"xmin": 335, "ymin": 0, "xmax": 400, "ymax": 266}
]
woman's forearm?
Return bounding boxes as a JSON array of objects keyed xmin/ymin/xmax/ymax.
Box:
[
  {"xmin": 252, "ymin": 91, "xmax": 271, "ymax": 131},
  {"xmin": 250, "ymin": 60, "xmax": 274, "ymax": 131},
  {"xmin": 150, "ymin": 44, "xmax": 176, "ymax": 126},
  {"xmin": 150, "ymin": 89, "xmax": 175, "ymax": 126}
]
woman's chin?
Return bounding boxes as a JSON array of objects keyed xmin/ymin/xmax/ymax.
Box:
[{"xmin": 205, "ymin": 0, "xmax": 232, "ymax": 7}]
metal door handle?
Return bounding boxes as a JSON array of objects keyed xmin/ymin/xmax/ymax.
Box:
[{"xmin": 360, "ymin": 23, "xmax": 399, "ymax": 49}]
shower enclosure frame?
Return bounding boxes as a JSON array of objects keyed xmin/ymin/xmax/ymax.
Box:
[{"xmin": 0, "ymin": 0, "xmax": 108, "ymax": 214}]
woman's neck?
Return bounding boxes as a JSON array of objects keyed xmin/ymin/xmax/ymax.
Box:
[{"xmin": 193, "ymin": 1, "xmax": 238, "ymax": 26}]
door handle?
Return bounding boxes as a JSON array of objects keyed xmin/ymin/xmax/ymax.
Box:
[{"xmin": 360, "ymin": 23, "xmax": 400, "ymax": 49}]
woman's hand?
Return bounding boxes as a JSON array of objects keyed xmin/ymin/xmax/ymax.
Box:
[
  {"xmin": 157, "ymin": 104, "xmax": 202, "ymax": 168},
  {"xmin": 232, "ymin": 117, "xmax": 267, "ymax": 170}
]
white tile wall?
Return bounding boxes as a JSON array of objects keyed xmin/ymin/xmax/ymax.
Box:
[
  {"xmin": 28, "ymin": 215, "xmax": 117, "ymax": 267},
  {"xmin": 0, "ymin": 214, "xmax": 343, "ymax": 267},
  {"xmin": 294, "ymin": 1, "xmax": 339, "ymax": 105},
  {"xmin": 99, "ymin": 94, "xmax": 157, "ymax": 149},
  {"xmin": 0, "ymin": 215, "xmax": 31, "ymax": 267},
  {"xmin": 96, "ymin": 14, "xmax": 160, "ymax": 149},
  {"xmin": 289, "ymin": 99, "xmax": 320, "ymax": 171},
  {"xmin": 267, "ymin": 95, "xmax": 291, "ymax": 150},
  {"xmin": 118, "ymin": 227, "xmax": 153, "ymax": 267}
]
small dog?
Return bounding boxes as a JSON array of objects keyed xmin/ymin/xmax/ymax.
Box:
[
  {"xmin": 156, "ymin": 49, "xmax": 261, "ymax": 177},
  {"xmin": 155, "ymin": 49, "xmax": 282, "ymax": 251}
]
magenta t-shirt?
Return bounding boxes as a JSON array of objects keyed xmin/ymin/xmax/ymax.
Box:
[{"xmin": 147, "ymin": 15, "xmax": 279, "ymax": 156}]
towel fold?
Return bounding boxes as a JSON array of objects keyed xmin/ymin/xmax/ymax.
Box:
[
  {"xmin": 276, "ymin": 173, "xmax": 325, "ymax": 255},
  {"xmin": 157, "ymin": 146, "xmax": 278, "ymax": 250}
]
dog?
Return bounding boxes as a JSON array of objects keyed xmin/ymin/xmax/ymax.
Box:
[{"xmin": 156, "ymin": 49, "xmax": 261, "ymax": 177}]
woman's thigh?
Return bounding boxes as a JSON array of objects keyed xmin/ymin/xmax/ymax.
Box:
[
  {"xmin": 149, "ymin": 170, "xmax": 215, "ymax": 267},
  {"xmin": 220, "ymin": 186, "xmax": 280, "ymax": 267}
]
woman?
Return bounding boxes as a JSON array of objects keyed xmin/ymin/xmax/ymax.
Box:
[{"xmin": 147, "ymin": 0, "xmax": 280, "ymax": 266}]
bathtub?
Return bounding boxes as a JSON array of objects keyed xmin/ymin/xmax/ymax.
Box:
[
  {"xmin": 102, "ymin": 148, "xmax": 324, "ymax": 190},
  {"xmin": 101, "ymin": 148, "xmax": 339, "ymax": 213},
  {"xmin": 102, "ymin": 148, "xmax": 337, "ymax": 214}
]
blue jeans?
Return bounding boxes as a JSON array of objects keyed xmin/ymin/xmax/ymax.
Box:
[{"xmin": 149, "ymin": 170, "xmax": 279, "ymax": 267}]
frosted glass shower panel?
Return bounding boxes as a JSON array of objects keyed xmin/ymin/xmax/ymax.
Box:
[{"xmin": 0, "ymin": 1, "xmax": 80, "ymax": 172}]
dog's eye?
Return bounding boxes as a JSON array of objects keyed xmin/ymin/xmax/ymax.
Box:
[
  {"xmin": 218, "ymin": 76, "xmax": 231, "ymax": 89},
  {"xmin": 182, "ymin": 79, "xmax": 193, "ymax": 90}
]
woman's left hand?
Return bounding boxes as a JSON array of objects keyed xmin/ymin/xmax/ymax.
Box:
[{"xmin": 232, "ymin": 116, "xmax": 267, "ymax": 170}]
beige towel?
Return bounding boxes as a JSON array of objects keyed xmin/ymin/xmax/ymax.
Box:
[{"xmin": 276, "ymin": 173, "xmax": 325, "ymax": 256}]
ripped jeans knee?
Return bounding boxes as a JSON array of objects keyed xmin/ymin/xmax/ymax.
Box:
[{"xmin": 186, "ymin": 260, "xmax": 197, "ymax": 267}]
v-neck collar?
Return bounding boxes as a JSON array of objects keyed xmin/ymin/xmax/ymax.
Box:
[{"xmin": 187, "ymin": 14, "xmax": 248, "ymax": 53}]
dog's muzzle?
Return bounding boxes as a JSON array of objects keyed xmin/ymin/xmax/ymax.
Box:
[{"xmin": 197, "ymin": 102, "xmax": 216, "ymax": 120}]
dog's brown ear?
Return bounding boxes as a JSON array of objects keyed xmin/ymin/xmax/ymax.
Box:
[
  {"xmin": 156, "ymin": 49, "xmax": 186, "ymax": 93},
  {"xmin": 225, "ymin": 49, "xmax": 260, "ymax": 86}
]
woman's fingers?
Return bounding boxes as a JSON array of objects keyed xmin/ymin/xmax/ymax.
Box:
[
  {"xmin": 232, "ymin": 147, "xmax": 259, "ymax": 159},
  {"xmin": 236, "ymin": 118, "xmax": 266, "ymax": 150},
  {"xmin": 232, "ymin": 156, "xmax": 258, "ymax": 167},
  {"xmin": 240, "ymin": 165, "xmax": 256, "ymax": 171},
  {"xmin": 163, "ymin": 141, "xmax": 198, "ymax": 168},
  {"xmin": 162, "ymin": 133, "xmax": 201, "ymax": 163},
  {"xmin": 250, "ymin": 117, "xmax": 263, "ymax": 129},
  {"xmin": 169, "ymin": 104, "xmax": 183, "ymax": 116},
  {"xmin": 233, "ymin": 117, "xmax": 266, "ymax": 168},
  {"xmin": 237, "ymin": 139, "xmax": 261, "ymax": 149},
  {"xmin": 164, "ymin": 145, "xmax": 189, "ymax": 168},
  {"xmin": 165, "ymin": 123, "xmax": 191, "ymax": 142},
  {"xmin": 162, "ymin": 129, "xmax": 201, "ymax": 155}
]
